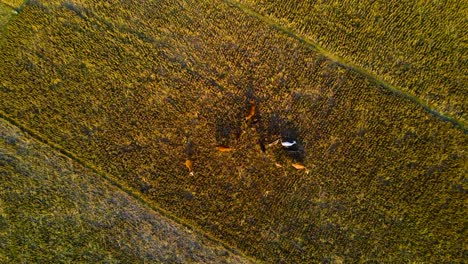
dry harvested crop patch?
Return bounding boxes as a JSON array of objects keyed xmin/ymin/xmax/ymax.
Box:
[
  {"xmin": 0, "ymin": 118, "xmax": 252, "ymax": 263},
  {"xmin": 0, "ymin": 0, "xmax": 466, "ymax": 262},
  {"xmin": 1, "ymin": 0, "xmax": 24, "ymax": 8},
  {"xmin": 237, "ymin": 0, "xmax": 468, "ymax": 124}
]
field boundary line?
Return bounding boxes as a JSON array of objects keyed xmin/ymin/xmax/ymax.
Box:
[
  {"xmin": 224, "ymin": 0, "xmax": 467, "ymax": 133},
  {"xmin": 0, "ymin": 111, "xmax": 257, "ymax": 263}
]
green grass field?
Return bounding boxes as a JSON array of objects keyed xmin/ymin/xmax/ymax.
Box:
[{"xmin": 0, "ymin": 0, "xmax": 466, "ymax": 262}]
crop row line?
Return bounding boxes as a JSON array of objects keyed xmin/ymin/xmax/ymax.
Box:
[
  {"xmin": 224, "ymin": 0, "xmax": 467, "ymax": 133},
  {"xmin": 0, "ymin": 111, "xmax": 254, "ymax": 262}
]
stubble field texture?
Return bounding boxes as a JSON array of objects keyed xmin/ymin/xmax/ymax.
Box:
[{"xmin": 0, "ymin": 0, "xmax": 466, "ymax": 263}]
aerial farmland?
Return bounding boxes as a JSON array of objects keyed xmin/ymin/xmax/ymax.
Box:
[{"xmin": 0, "ymin": 0, "xmax": 466, "ymax": 262}]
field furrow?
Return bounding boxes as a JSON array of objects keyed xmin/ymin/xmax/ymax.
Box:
[{"xmin": 0, "ymin": 0, "xmax": 466, "ymax": 262}]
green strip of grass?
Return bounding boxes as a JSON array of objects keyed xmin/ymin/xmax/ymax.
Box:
[
  {"xmin": 235, "ymin": 0, "xmax": 468, "ymax": 125},
  {"xmin": 0, "ymin": 117, "xmax": 253, "ymax": 263},
  {"xmin": 225, "ymin": 0, "xmax": 467, "ymax": 132},
  {"xmin": 0, "ymin": 0, "xmax": 466, "ymax": 262}
]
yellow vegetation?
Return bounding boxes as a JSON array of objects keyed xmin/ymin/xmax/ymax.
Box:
[
  {"xmin": 237, "ymin": 0, "xmax": 467, "ymax": 124},
  {"xmin": 0, "ymin": 0, "xmax": 466, "ymax": 262}
]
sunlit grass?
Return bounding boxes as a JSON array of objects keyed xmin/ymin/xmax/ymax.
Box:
[
  {"xmin": 0, "ymin": 0, "xmax": 466, "ymax": 262},
  {"xmin": 237, "ymin": 0, "xmax": 467, "ymax": 123}
]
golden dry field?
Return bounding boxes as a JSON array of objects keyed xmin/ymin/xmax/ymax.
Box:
[
  {"xmin": 0, "ymin": 0, "xmax": 466, "ymax": 263},
  {"xmin": 0, "ymin": 118, "xmax": 252, "ymax": 263},
  {"xmin": 238, "ymin": 0, "xmax": 468, "ymax": 125}
]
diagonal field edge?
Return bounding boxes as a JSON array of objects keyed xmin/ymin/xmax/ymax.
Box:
[
  {"xmin": 0, "ymin": 1, "xmax": 464, "ymax": 261},
  {"xmin": 0, "ymin": 111, "xmax": 258, "ymax": 263},
  {"xmin": 224, "ymin": 0, "xmax": 467, "ymax": 133},
  {"xmin": 0, "ymin": 4, "xmax": 252, "ymax": 261},
  {"xmin": 0, "ymin": 5, "xmax": 252, "ymax": 259}
]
